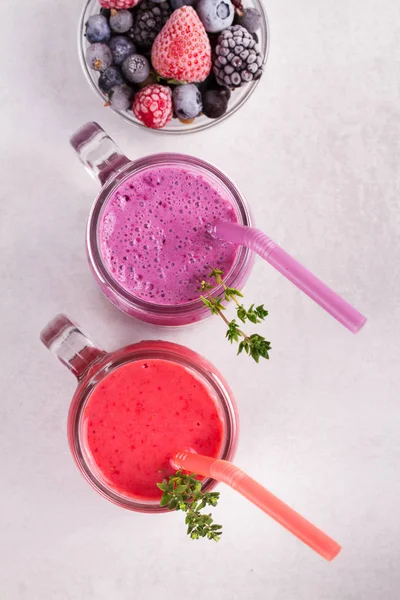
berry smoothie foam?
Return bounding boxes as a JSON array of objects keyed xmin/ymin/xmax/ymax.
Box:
[
  {"xmin": 83, "ymin": 359, "xmax": 224, "ymax": 501},
  {"xmin": 99, "ymin": 165, "xmax": 239, "ymax": 305}
]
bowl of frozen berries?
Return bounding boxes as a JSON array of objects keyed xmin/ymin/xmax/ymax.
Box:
[{"xmin": 79, "ymin": 0, "xmax": 269, "ymax": 132}]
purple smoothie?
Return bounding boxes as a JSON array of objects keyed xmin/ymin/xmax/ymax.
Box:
[{"xmin": 99, "ymin": 165, "xmax": 239, "ymax": 305}]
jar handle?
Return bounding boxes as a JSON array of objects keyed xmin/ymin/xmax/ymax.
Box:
[
  {"xmin": 40, "ymin": 314, "xmax": 106, "ymax": 380},
  {"xmin": 70, "ymin": 122, "xmax": 130, "ymax": 185}
]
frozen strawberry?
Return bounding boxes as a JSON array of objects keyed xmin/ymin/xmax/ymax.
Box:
[
  {"xmin": 151, "ymin": 6, "xmax": 212, "ymax": 83},
  {"xmin": 100, "ymin": 0, "xmax": 141, "ymax": 9},
  {"xmin": 133, "ymin": 84, "xmax": 173, "ymax": 129}
]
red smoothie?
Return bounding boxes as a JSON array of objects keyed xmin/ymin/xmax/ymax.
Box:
[{"xmin": 82, "ymin": 359, "xmax": 224, "ymax": 501}]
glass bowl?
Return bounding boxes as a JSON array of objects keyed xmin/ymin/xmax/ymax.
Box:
[{"xmin": 78, "ymin": 0, "xmax": 270, "ymax": 134}]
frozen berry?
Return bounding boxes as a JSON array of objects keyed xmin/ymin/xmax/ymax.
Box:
[
  {"xmin": 108, "ymin": 84, "xmax": 135, "ymax": 110},
  {"xmin": 196, "ymin": 0, "xmax": 234, "ymax": 33},
  {"xmin": 172, "ymin": 84, "xmax": 202, "ymax": 119},
  {"xmin": 237, "ymin": 8, "xmax": 262, "ymax": 33},
  {"xmin": 170, "ymin": 0, "xmax": 196, "ymax": 7},
  {"xmin": 151, "ymin": 7, "xmax": 212, "ymax": 83},
  {"xmin": 100, "ymin": 0, "xmax": 140, "ymax": 7},
  {"xmin": 130, "ymin": 1, "xmax": 171, "ymax": 49},
  {"xmin": 109, "ymin": 9, "xmax": 134, "ymax": 33},
  {"xmin": 122, "ymin": 54, "xmax": 150, "ymax": 83},
  {"xmin": 85, "ymin": 15, "xmax": 111, "ymax": 43},
  {"xmin": 133, "ymin": 84, "xmax": 173, "ymax": 128},
  {"xmin": 86, "ymin": 43, "xmax": 113, "ymax": 71},
  {"xmin": 99, "ymin": 65, "xmax": 125, "ymax": 92},
  {"xmin": 202, "ymin": 88, "xmax": 229, "ymax": 118},
  {"xmin": 213, "ymin": 25, "xmax": 263, "ymax": 87},
  {"xmin": 109, "ymin": 35, "xmax": 136, "ymax": 64}
]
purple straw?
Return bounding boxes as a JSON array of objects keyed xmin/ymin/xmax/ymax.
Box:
[{"xmin": 214, "ymin": 221, "xmax": 366, "ymax": 334}]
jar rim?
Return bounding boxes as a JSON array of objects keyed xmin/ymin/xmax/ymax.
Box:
[
  {"xmin": 68, "ymin": 340, "xmax": 239, "ymax": 512},
  {"xmin": 87, "ymin": 153, "xmax": 254, "ymax": 322}
]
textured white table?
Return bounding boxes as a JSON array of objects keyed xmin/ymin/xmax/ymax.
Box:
[{"xmin": 1, "ymin": 0, "xmax": 399, "ymax": 598}]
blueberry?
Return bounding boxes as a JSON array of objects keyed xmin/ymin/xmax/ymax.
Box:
[
  {"xmin": 237, "ymin": 8, "xmax": 262, "ymax": 33},
  {"xmin": 202, "ymin": 88, "xmax": 229, "ymax": 118},
  {"xmin": 122, "ymin": 54, "xmax": 150, "ymax": 83},
  {"xmin": 173, "ymin": 84, "xmax": 202, "ymax": 119},
  {"xmin": 86, "ymin": 43, "xmax": 113, "ymax": 72},
  {"xmin": 85, "ymin": 15, "xmax": 111, "ymax": 43},
  {"xmin": 196, "ymin": 0, "xmax": 234, "ymax": 33},
  {"xmin": 99, "ymin": 65, "xmax": 125, "ymax": 93},
  {"xmin": 109, "ymin": 9, "xmax": 134, "ymax": 33},
  {"xmin": 108, "ymin": 84, "xmax": 134, "ymax": 110},
  {"xmin": 170, "ymin": 0, "xmax": 196, "ymax": 7},
  {"xmin": 109, "ymin": 36, "xmax": 136, "ymax": 65}
]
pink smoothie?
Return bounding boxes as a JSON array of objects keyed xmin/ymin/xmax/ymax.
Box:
[
  {"xmin": 83, "ymin": 359, "xmax": 224, "ymax": 501},
  {"xmin": 99, "ymin": 165, "xmax": 239, "ymax": 304}
]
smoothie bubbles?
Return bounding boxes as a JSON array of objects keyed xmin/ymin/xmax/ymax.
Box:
[
  {"xmin": 71, "ymin": 122, "xmax": 254, "ymax": 325},
  {"xmin": 73, "ymin": 122, "xmax": 366, "ymax": 333}
]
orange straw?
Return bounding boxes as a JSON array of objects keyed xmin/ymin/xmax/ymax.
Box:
[{"xmin": 173, "ymin": 451, "xmax": 341, "ymax": 561}]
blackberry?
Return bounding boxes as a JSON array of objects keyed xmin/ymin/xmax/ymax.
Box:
[
  {"xmin": 213, "ymin": 25, "xmax": 263, "ymax": 88},
  {"xmin": 129, "ymin": 1, "xmax": 171, "ymax": 49}
]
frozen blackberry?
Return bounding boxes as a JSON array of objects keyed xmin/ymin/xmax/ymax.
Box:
[
  {"xmin": 213, "ymin": 25, "xmax": 263, "ymax": 88},
  {"xmin": 129, "ymin": 0, "xmax": 171, "ymax": 49}
]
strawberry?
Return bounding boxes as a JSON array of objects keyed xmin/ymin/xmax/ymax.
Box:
[
  {"xmin": 133, "ymin": 84, "xmax": 173, "ymax": 129},
  {"xmin": 151, "ymin": 6, "xmax": 212, "ymax": 83},
  {"xmin": 100, "ymin": 0, "xmax": 141, "ymax": 8}
]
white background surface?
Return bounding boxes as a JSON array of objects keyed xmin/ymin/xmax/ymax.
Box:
[{"xmin": 1, "ymin": 0, "xmax": 400, "ymax": 598}]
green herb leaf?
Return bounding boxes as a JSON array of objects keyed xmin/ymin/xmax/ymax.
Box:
[
  {"xmin": 226, "ymin": 320, "xmax": 240, "ymax": 343},
  {"xmin": 158, "ymin": 472, "xmax": 223, "ymax": 542},
  {"xmin": 200, "ymin": 267, "xmax": 271, "ymax": 364},
  {"xmin": 160, "ymin": 492, "xmax": 171, "ymax": 507}
]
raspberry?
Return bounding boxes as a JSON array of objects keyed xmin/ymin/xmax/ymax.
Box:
[
  {"xmin": 133, "ymin": 84, "xmax": 173, "ymax": 129},
  {"xmin": 100, "ymin": 0, "xmax": 141, "ymax": 8},
  {"xmin": 151, "ymin": 6, "xmax": 212, "ymax": 83}
]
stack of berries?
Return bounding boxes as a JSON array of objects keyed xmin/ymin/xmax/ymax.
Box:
[{"xmin": 85, "ymin": 0, "xmax": 264, "ymax": 129}]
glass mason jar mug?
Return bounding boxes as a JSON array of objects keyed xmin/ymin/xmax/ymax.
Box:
[
  {"xmin": 41, "ymin": 315, "xmax": 239, "ymax": 512},
  {"xmin": 70, "ymin": 122, "xmax": 254, "ymax": 326}
]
